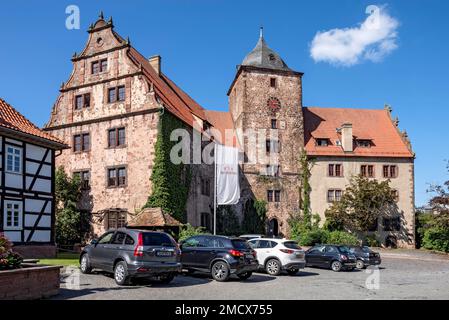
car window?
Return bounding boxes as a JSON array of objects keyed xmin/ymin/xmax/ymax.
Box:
[
  {"xmin": 325, "ymin": 246, "xmax": 337, "ymax": 253},
  {"xmin": 98, "ymin": 232, "xmax": 114, "ymax": 244},
  {"xmin": 142, "ymin": 233, "xmax": 174, "ymax": 247},
  {"xmin": 337, "ymin": 246, "xmax": 351, "ymax": 254},
  {"xmin": 258, "ymin": 240, "xmax": 271, "ymax": 249},
  {"xmin": 210, "ymin": 237, "xmax": 226, "ymax": 248},
  {"xmin": 183, "ymin": 237, "xmax": 200, "ymax": 248},
  {"xmin": 125, "ymin": 235, "xmax": 134, "ymax": 245},
  {"xmin": 283, "ymin": 241, "xmax": 301, "ymax": 250},
  {"xmin": 248, "ymin": 240, "xmax": 258, "ymax": 249},
  {"xmin": 308, "ymin": 248, "xmax": 321, "ymax": 254},
  {"xmin": 111, "ymin": 232, "xmax": 126, "ymax": 245},
  {"xmin": 362, "ymin": 246, "xmax": 371, "ymax": 253},
  {"xmin": 269, "ymin": 241, "xmax": 278, "ymax": 248},
  {"xmin": 231, "ymin": 239, "xmax": 251, "ymax": 250}
]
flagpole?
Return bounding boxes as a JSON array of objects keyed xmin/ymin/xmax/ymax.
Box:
[{"xmin": 213, "ymin": 142, "xmax": 217, "ymax": 235}]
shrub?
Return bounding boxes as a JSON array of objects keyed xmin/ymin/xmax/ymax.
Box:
[
  {"xmin": 296, "ymin": 228, "xmax": 329, "ymax": 246},
  {"xmin": 178, "ymin": 224, "xmax": 208, "ymax": 242},
  {"xmin": 422, "ymin": 227, "xmax": 449, "ymax": 253},
  {"xmin": 0, "ymin": 234, "xmax": 23, "ymax": 270},
  {"xmin": 326, "ymin": 231, "xmax": 360, "ymax": 246},
  {"xmin": 364, "ymin": 233, "xmax": 381, "ymax": 247}
]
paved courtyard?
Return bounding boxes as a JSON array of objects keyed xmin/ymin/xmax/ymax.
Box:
[{"xmin": 54, "ymin": 250, "xmax": 449, "ymax": 300}]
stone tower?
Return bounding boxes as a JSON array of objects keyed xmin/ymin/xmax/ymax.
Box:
[{"xmin": 228, "ymin": 29, "xmax": 304, "ymax": 236}]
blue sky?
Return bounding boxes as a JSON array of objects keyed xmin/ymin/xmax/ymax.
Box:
[{"xmin": 0, "ymin": 0, "xmax": 448, "ymax": 206}]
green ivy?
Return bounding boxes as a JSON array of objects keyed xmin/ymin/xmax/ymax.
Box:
[{"xmin": 144, "ymin": 111, "xmax": 191, "ymax": 223}]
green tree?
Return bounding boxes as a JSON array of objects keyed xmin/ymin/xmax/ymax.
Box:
[
  {"xmin": 299, "ymin": 148, "xmax": 313, "ymax": 228},
  {"xmin": 145, "ymin": 112, "xmax": 190, "ymax": 222},
  {"xmin": 55, "ymin": 167, "xmax": 89, "ymax": 246},
  {"xmin": 217, "ymin": 206, "xmax": 241, "ymax": 235},
  {"xmin": 241, "ymin": 199, "xmax": 267, "ymax": 234},
  {"xmin": 325, "ymin": 175, "xmax": 397, "ymax": 232},
  {"xmin": 178, "ymin": 224, "xmax": 208, "ymax": 242}
]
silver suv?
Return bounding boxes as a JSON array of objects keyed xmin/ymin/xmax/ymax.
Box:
[{"xmin": 79, "ymin": 229, "xmax": 182, "ymax": 285}]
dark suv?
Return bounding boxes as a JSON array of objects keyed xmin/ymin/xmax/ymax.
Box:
[
  {"xmin": 180, "ymin": 235, "xmax": 258, "ymax": 282},
  {"xmin": 348, "ymin": 246, "xmax": 382, "ymax": 269},
  {"xmin": 305, "ymin": 245, "xmax": 357, "ymax": 272},
  {"xmin": 80, "ymin": 229, "xmax": 182, "ymax": 285}
]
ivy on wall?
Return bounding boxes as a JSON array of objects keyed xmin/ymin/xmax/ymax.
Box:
[{"xmin": 144, "ymin": 111, "xmax": 191, "ymax": 223}]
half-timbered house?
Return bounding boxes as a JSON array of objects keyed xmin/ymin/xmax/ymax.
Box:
[{"xmin": 0, "ymin": 98, "xmax": 67, "ymax": 258}]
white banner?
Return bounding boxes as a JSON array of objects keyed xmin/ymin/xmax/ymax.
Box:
[{"xmin": 215, "ymin": 144, "xmax": 240, "ymax": 205}]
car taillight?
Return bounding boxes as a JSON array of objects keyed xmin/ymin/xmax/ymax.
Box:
[
  {"xmin": 228, "ymin": 249, "xmax": 244, "ymax": 257},
  {"xmin": 175, "ymin": 243, "xmax": 181, "ymax": 256},
  {"xmin": 340, "ymin": 254, "xmax": 348, "ymax": 261},
  {"xmin": 252, "ymin": 250, "xmax": 257, "ymax": 258},
  {"xmin": 280, "ymin": 249, "xmax": 294, "ymax": 254},
  {"xmin": 134, "ymin": 232, "xmax": 144, "ymax": 257}
]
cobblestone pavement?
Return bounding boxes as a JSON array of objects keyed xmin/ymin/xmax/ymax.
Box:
[{"xmin": 54, "ymin": 250, "xmax": 449, "ymax": 300}]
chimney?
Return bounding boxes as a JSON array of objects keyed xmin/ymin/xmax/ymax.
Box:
[
  {"xmin": 341, "ymin": 123, "xmax": 353, "ymax": 152},
  {"xmin": 148, "ymin": 55, "xmax": 161, "ymax": 75}
]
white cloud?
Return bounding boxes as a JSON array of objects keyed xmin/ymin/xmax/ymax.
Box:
[{"xmin": 310, "ymin": 6, "xmax": 399, "ymax": 66}]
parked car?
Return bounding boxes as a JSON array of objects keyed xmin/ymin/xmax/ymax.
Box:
[
  {"xmin": 79, "ymin": 229, "xmax": 182, "ymax": 285},
  {"xmin": 305, "ymin": 245, "xmax": 357, "ymax": 272},
  {"xmin": 239, "ymin": 234, "xmax": 264, "ymax": 241},
  {"xmin": 348, "ymin": 246, "xmax": 382, "ymax": 269},
  {"xmin": 180, "ymin": 235, "xmax": 258, "ymax": 282},
  {"xmin": 248, "ymin": 238, "xmax": 306, "ymax": 276}
]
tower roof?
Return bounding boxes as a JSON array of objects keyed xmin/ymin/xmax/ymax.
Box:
[{"xmin": 241, "ymin": 28, "xmax": 291, "ymax": 71}]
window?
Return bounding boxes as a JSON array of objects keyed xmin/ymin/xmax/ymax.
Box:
[
  {"xmin": 200, "ymin": 212, "xmax": 211, "ymax": 231},
  {"xmin": 108, "ymin": 127, "xmax": 126, "ymax": 147},
  {"xmin": 6, "ymin": 146, "xmax": 22, "ymax": 174},
  {"xmin": 91, "ymin": 59, "xmax": 107, "ymax": 74},
  {"xmin": 266, "ymin": 140, "xmax": 280, "ymax": 153},
  {"xmin": 106, "ymin": 212, "xmax": 127, "ymax": 229},
  {"xmin": 271, "ymin": 119, "xmax": 278, "ymax": 129},
  {"xmin": 316, "ymin": 139, "xmax": 329, "ymax": 147},
  {"xmin": 383, "ymin": 165, "xmax": 398, "ymax": 178},
  {"xmin": 107, "ymin": 167, "xmax": 127, "ymax": 187},
  {"xmin": 383, "ymin": 217, "xmax": 401, "ymax": 231},
  {"xmin": 356, "ymin": 139, "xmax": 372, "ymax": 148},
  {"xmin": 327, "ymin": 189, "xmax": 342, "ymax": 202},
  {"xmin": 267, "ymin": 190, "xmax": 281, "ymax": 202},
  {"xmin": 270, "ymin": 78, "xmax": 276, "ymax": 88},
  {"xmin": 111, "ymin": 232, "xmax": 126, "ymax": 245},
  {"xmin": 74, "ymin": 170, "xmax": 90, "ymax": 189},
  {"xmin": 4, "ymin": 201, "xmax": 22, "ymax": 230},
  {"xmin": 125, "ymin": 235, "xmax": 135, "ymax": 245},
  {"xmin": 201, "ymin": 178, "xmax": 211, "ymax": 196},
  {"xmin": 361, "ymin": 165, "xmax": 375, "ymax": 178},
  {"xmin": 108, "ymin": 86, "xmax": 126, "ymax": 103},
  {"xmin": 74, "ymin": 93, "xmax": 90, "ymax": 110},
  {"xmin": 98, "ymin": 232, "xmax": 114, "ymax": 244},
  {"xmin": 73, "ymin": 133, "xmax": 90, "ymax": 152},
  {"xmin": 328, "ymin": 164, "xmax": 343, "ymax": 177},
  {"xmin": 266, "ymin": 165, "xmax": 280, "ymax": 177}
]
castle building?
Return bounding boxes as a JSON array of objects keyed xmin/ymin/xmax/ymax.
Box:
[{"xmin": 45, "ymin": 15, "xmax": 415, "ymax": 248}]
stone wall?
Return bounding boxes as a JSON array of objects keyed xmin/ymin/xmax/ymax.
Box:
[{"xmin": 12, "ymin": 245, "xmax": 57, "ymax": 259}]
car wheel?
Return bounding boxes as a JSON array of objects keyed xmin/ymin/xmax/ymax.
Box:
[
  {"xmin": 80, "ymin": 254, "xmax": 92, "ymax": 274},
  {"xmin": 265, "ymin": 259, "xmax": 281, "ymax": 276},
  {"xmin": 211, "ymin": 261, "xmax": 230, "ymax": 282},
  {"xmin": 159, "ymin": 273, "xmax": 175, "ymax": 284},
  {"xmin": 331, "ymin": 261, "xmax": 342, "ymax": 272},
  {"xmin": 114, "ymin": 261, "xmax": 130, "ymax": 286},
  {"xmin": 287, "ymin": 269, "xmax": 299, "ymax": 276},
  {"xmin": 356, "ymin": 260, "xmax": 365, "ymax": 269},
  {"xmin": 237, "ymin": 272, "xmax": 252, "ymax": 280}
]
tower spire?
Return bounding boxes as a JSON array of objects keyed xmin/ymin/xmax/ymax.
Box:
[{"xmin": 259, "ymin": 26, "xmax": 264, "ymax": 39}]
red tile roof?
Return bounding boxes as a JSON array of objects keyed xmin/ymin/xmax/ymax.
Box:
[
  {"xmin": 204, "ymin": 110, "xmax": 239, "ymax": 147},
  {"xmin": 126, "ymin": 47, "xmax": 205, "ymax": 127},
  {"xmin": 0, "ymin": 98, "xmax": 66, "ymax": 148},
  {"xmin": 304, "ymin": 107, "xmax": 413, "ymax": 158}
]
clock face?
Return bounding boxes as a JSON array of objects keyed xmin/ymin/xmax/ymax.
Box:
[{"xmin": 267, "ymin": 97, "xmax": 281, "ymax": 115}]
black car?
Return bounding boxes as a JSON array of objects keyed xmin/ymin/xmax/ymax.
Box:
[
  {"xmin": 80, "ymin": 229, "xmax": 182, "ymax": 285},
  {"xmin": 180, "ymin": 235, "xmax": 259, "ymax": 282},
  {"xmin": 305, "ymin": 245, "xmax": 357, "ymax": 272},
  {"xmin": 348, "ymin": 246, "xmax": 382, "ymax": 269}
]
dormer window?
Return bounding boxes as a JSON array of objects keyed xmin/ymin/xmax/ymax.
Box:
[
  {"xmin": 91, "ymin": 59, "xmax": 107, "ymax": 74},
  {"xmin": 268, "ymin": 54, "xmax": 276, "ymax": 61},
  {"xmin": 356, "ymin": 139, "xmax": 372, "ymax": 148},
  {"xmin": 74, "ymin": 93, "xmax": 90, "ymax": 110},
  {"xmin": 316, "ymin": 138, "xmax": 330, "ymax": 147},
  {"xmin": 270, "ymin": 78, "xmax": 276, "ymax": 88}
]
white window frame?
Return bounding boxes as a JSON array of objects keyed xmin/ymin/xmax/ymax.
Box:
[
  {"xmin": 6, "ymin": 145, "xmax": 22, "ymax": 174},
  {"xmin": 3, "ymin": 200, "xmax": 23, "ymax": 231}
]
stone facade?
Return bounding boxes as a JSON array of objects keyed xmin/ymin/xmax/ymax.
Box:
[{"xmin": 228, "ymin": 67, "xmax": 304, "ymax": 236}]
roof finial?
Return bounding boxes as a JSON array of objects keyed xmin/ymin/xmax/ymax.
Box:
[
  {"xmin": 99, "ymin": 11, "xmax": 104, "ymax": 20},
  {"xmin": 260, "ymin": 26, "xmax": 264, "ymax": 39}
]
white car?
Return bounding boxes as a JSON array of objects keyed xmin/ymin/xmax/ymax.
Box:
[{"xmin": 248, "ymin": 238, "xmax": 306, "ymax": 276}]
